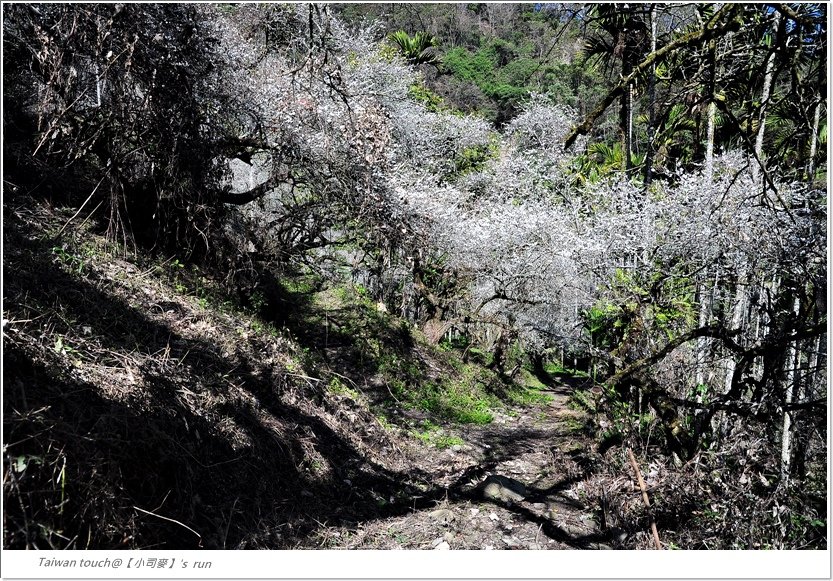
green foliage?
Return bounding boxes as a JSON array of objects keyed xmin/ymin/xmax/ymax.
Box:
[
  {"xmin": 585, "ymin": 268, "xmax": 696, "ymax": 355},
  {"xmin": 587, "ymin": 266, "xmax": 700, "ymax": 447},
  {"xmin": 407, "ymin": 379, "xmax": 494, "ymax": 424},
  {"xmin": 453, "ymin": 139, "xmax": 499, "ymax": 175},
  {"xmin": 441, "ymin": 39, "xmax": 538, "ymax": 115},
  {"xmin": 53, "ymin": 336, "xmax": 80, "ymax": 359},
  {"xmin": 649, "ymin": 103, "xmax": 703, "ymax": 170},
  {"xmin": 568, "ymin": 389, "xmax": 597, "ymax": 414},
  {"xmin": 600, "ymin": 384, "xmax": 656, "ymax": 440},
  {"xmin": 543, "ymin": 361, "xmax": 589, "ymax": 379},
  {"xmin": 570, "ymin": 141, "xmax": 647, "ymax": 185},
  {"xmin": 787, "ymin": 512, "xmax": 826, "ymax": 545},
  {"xmin": 561, "ymin": 416, "xmax": 587, "ymax": 433},
  {"xmin": 443, "ymin": 46, "xmax": 497, "ymax": 85},
  {"xmin": 515, "ymin": 367, "xmax": 547, "ymax": 390},
  {"xmin": 327, "ymin": 376, "xmax": 363, "ymax": 401},
  {"xmin": 389, "ymin": 30, "xmax": 439, "ymax": 65},
  {"xmin": 409, "ymin": 420, "xmax": 465, "ymax": 449},
  {"xmin": 384, "ymin": 354, "xmax": 498, "ymax": 425},
  {"xmin": 433, "ymin": 364, "xmax": 498, "ymax": 423},
  {"xmin": 280, "ymin": 276, "xmax": 318, "ymax": 297},
  {"xmin": 426, "ymin": 381, "xmax": 495, "ymax": 424},
  {"xmin": 51, "ymin": 246, "xmax": 88, "ymax": 275},
  {"xmin": 584, "ymin": 299, "xmax": 626, "ymax": 350},
  {"xmin": 590, "ymin": 275, "xmax": 703, "ymax": 453},
  {"xmin": 409, "ymin": 81, "xmax": 446, "ymax": 112},
  {"xmin": 249, "ymin": 291, "xmax": 267, "ymax": 312},
  {"xmin": 378, "ymin": 352, "xmax": 422, "ymax": 387},
  {"xmin": 540, "ymin": 61, "xmax": 605, "ymax": 110},
  {"xmin": 374, "ymin": 44, "xmax": 399, "ymax": 64},
  {"xmin": 466, "ymin": 346, "xmax": 494, "ymax": 367},
  {"xmin": 505, "ymin": 382, "xmax": 553, "ymax": 406},
  {"xmin": 438, "ymin": 333, "xmax": 469, "ymax": 352}
]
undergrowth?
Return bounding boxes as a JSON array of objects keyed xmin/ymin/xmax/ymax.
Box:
[
  {"xmin": 5, "ymin": 203, "xmax": 452, "ymax": 549},
  {"xmin": 409, "ymin": 420, "xmax": 466, "ymax": 449}
]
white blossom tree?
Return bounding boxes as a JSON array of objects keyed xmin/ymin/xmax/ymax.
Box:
[{"xmin": 201, "ymin": 4, "xmax": 824, "ymax": 468}]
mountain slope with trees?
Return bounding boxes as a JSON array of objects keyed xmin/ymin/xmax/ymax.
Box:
[{"xmin": 3, "ymin": 3, "xmax": 827, "ymax": 550}]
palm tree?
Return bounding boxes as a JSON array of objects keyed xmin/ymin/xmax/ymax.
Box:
[
  {"xmin": 582, "ymin": 4, "xmax": 649, "ymax": 172},
  {"xmin": 389, "ymin": 31, "xmax": 439, "ymax": 66}
]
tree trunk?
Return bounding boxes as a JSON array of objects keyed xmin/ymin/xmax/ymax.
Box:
[
  {"xmin": 624, "ymin": 82, "xmax": 634, "ymax": 172},
  {"xmin": 704, "ymin": 102, "xmax": 717, "ymax": 182},
  {"xmin": 718, "ymin": 269, "xmax": 747, "ymax": 438},
  {"xmin": 792, "ymin": 333, "xmax": 823, "ymax": 478},
  {"xmin": 530, "ymin": 352, "xmax": 551, "ymax": 385},
  {"xmin": 644, "ymin": 4, "xmax": 658, "ymax": 185},
  {"xmin": 780, "ymin": 296, "xmax": 802, "ymax": 482},
  {"xmin": 704, "ymin": 32, "xmax": 718, "ymax": 182},
  {"xmin": 805, "ymin": 90, "xmax": 822, "ymax": 182},
  {"xmin": 753, "ymin": 12, "xmax": 782, "ymax": 181},
  {"xmin": 694, "ymin": 277, "xmax": 712, "ymax": 389},
  {"xmin": 617, "ymin": 8, "xmax": 638, "ymax": 174}
]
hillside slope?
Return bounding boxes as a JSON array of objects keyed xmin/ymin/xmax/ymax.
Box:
[{"xmin": 4, "ymin": 199, "xmax": 622, "ymax": 550}]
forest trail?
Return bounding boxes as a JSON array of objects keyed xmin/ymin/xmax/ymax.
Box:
[
  {"xmin": 5, "ymin": 3, "xmax": 826, "ymax": 555},
  {"xmin": 306, "ymin": 384, "xmax": 613, "ymax": 550},
  {"xmin": 18, "ymin": 192, "xmax": 823, "ymax": 554},
  {"xmin": 4, "ymin": 199, "xmax": 618, "ymax": 550}
]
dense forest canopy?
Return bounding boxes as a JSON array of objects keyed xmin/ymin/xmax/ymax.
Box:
[{"xmin": 3, "ymin": 2, "xmax": 827, "ymax": 551}]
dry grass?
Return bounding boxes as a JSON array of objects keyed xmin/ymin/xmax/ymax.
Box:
[
  {"xmin": 5, "ymin": 198, "xmax": 607, "ymax": 550},
  {"xmin": 3, "ymin": 200, "xmax": 440, "ymax": 549},
  {"xmin": 10, "ymin": 197, "xmax": 811, "ymax": 551}
]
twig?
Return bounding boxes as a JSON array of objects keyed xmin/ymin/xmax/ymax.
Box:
[
  {"xmin": 3, "ymin": 318, "xmax": 37, "ymax": 326},
  {"xmin": 133, "ymin": 505, "xmax": 201, "ymax": 543},
  {"xmin": 74, "ymin": 199, "xmax": 104, "ymax": 234},
  {"xmin": 327, "ymin": 370, "xmax": 359, "ymax": 388},
  {"xmin": 223, "ymin": 497, "xmax": 239, "ymax": 549},
  {"xmin": 285, "ymin": 372, "xmax": 323, "ymax": 383},
  {"xmin": 626, "ymin": 447, "xmax": 662, "ymax": 550},
  {"xmin": 152, "ymin": 490, "xmax": 172, "ymax": 513},
  {"xmin": 55, "ymin": 175, "xmax": 107, "ymax": 237}
]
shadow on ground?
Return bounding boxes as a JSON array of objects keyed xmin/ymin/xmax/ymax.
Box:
[{"xmin": 3, "ymin": 203, "xmax": 602, "ymax": 550}]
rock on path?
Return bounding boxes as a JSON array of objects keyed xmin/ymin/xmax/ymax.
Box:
[{"xmin": 308, "ymin": 388, "xmax": 609, "ymax": 549}]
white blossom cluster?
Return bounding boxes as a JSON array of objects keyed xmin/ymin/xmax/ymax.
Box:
[
  {"xmin": 383, "ymin": 90, "xmax": 822, "ymax": 352},
  {"xmin": 207, "ymin": 6, "xmax": 824, "ymax": 360}
]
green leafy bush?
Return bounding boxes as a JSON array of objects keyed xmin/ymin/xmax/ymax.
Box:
[
  {"xmin": 441, "ymin": 40, "xmax": 535, "ymax": 111},
  {"xmin": 409, "ymin": 81, "xmax": 445, "ymax": 112},
  {"xmin": 453, "ymin": 140, "xmax": 499, "ymax": 175}
]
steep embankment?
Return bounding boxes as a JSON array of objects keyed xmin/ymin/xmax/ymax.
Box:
[{"xmin": 4, "ymin": 198, "xmax": 622, "ymax": 550}]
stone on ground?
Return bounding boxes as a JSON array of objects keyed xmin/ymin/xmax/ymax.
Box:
[{"xmin": 481, "ymin": 474, "xmax": 527, "ymax": 503}]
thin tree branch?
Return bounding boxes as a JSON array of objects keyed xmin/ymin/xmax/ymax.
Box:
[
  {"xmin": 627, "ymin": 448, "xmax": 663, "ymax": 550},
  {"xmin": 606, "ymin": 324, "xmax": 744, "ymax": 386},
  {"xmin": 564, "ymin": 4, "xmax": 741, "ymax": 150}
]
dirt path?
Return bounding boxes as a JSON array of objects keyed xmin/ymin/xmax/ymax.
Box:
[
  {"xmin": 306, "ymin": 386, "xmax": 612, "ymax": 550},
  {"xmin": 4, "ymin": 200, "xmax": 614, "ymax": 550}
]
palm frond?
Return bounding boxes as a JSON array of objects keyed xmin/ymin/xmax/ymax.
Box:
[{"xmin": 388, "ymin": 30, "xmax": 439, "ymax": 65}]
